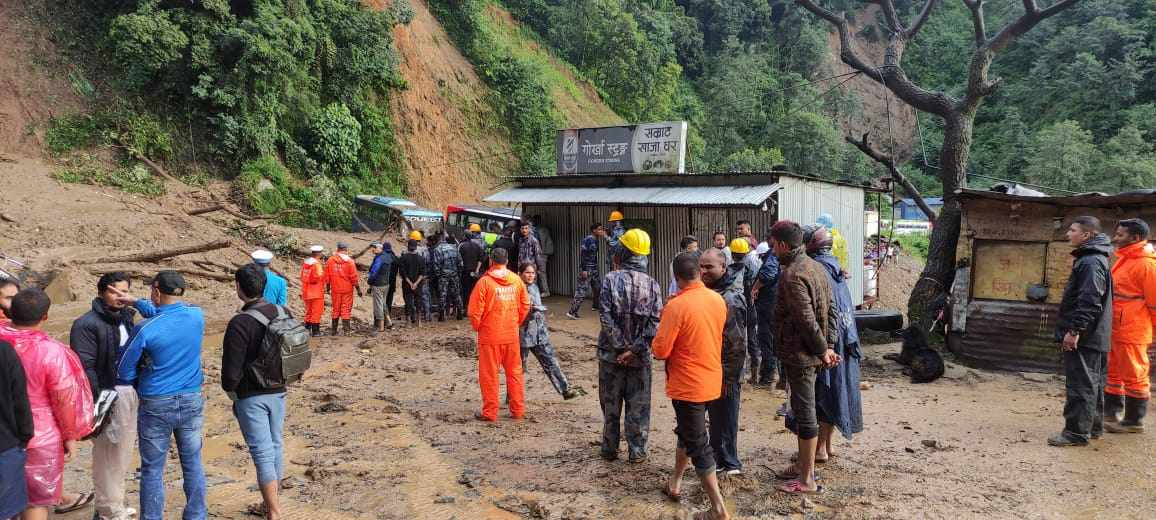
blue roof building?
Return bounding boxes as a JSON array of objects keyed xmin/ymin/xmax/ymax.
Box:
[{"xmin": 896, "ymin": 197, "xmax": 944, "ymax": 221}]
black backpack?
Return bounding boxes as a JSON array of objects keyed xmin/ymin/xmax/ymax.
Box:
[{"xmin": 243, "ymin": 305, "xmax": 312, "ymax": 387}]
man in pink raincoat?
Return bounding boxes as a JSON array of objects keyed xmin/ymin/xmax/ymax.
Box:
[{"xmin": 0, "ymin": 287, "xmax": 94, "ymax": 520}]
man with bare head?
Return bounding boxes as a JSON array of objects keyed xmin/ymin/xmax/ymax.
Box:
[{"xmin": 0, "ymin": 278, "xmax": 18, "ymax": 323}]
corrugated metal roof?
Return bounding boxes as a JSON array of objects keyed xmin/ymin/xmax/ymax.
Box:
[
  {"xmin": 957, "ymin": 188, "xmax": 1156, "ymax": 207},
  {"xmin": 484, "ymin": 184, "xmax": 781, "ymax": 206}
]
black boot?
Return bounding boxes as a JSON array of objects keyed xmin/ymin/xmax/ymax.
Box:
[
  {"xmin": 342, "ymin": 319, "xmax": 352, "ymax": 336},
  {"xmin": 330, "ymin": 319, "xmax": 339, "ymax": 336},
  {"xmin": 310, "ymin": 324, "xmax": 322, "ymax": 337},
  {"xmin": 1107, "ymin": 397, "xmax": 1147, "ymax": 433},
  {"xmin": 1105, "ymin": 392, "xmax": 1125, "ymax": 424}
]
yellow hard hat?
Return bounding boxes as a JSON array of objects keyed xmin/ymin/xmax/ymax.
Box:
[
  {"xmin": 729, "ymin": 238, "xmax": 751, "ymax": 255},
  {"xmin": 620, "ymin": 228, "xmax": 652, "ymax": 256},
  {"xmin": 608, "ymin": 210, "xmax": 624, "ymax": 222},
  {"xmin": 468, "ymin": 223, "xmax": 482, "ymax": 233},
  {"xmin": 408, "ymin": 230, "xmax": 423, "ymax": 241}
]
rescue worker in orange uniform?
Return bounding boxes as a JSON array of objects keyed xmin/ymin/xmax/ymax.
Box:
[
  {"xmin": 468, "ymin": 247, "xmax": 531, "ymax": 422},
  {"xmin": 300, "ymin": 245, "xmax": 327, "ymax": 336},
  {"xmin": 326, "ymin": 242, "xmax": 362, "ymax": 336},
  {"xmin": 1105, "ymin": 218, "xmax": 1156, "ymax": 433}
]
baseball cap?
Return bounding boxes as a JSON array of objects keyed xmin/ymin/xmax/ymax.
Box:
[
  {"xmin": 369, "ymin": 241, "xmax": 382, "ymax": 248},
  {"xmin": 152, "ymin": 270, "xmax": 186, "ymax": 296},
  {"xmin": 336, "ymin": 241, "xmax": 349, "ymax": 250}
]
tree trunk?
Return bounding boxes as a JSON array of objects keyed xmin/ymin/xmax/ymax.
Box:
[{"xmin": 906, "ymin": 114, "xmax": 972, "ymax": 329}]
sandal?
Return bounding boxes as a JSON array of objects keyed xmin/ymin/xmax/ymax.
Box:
[
  {"xmin": 55, "ymin": 492, "xmax": 94, "ymax": 514},
  {"xmin": 777, "ymin": 479, "xmax": 823, "ymax": 495},
  {"xmin": 774, "ymin": 465, "xmax": 821, "ymax": 481},
  {"xmin": 790, "ymin": 452, "xmax": 830, "ymax": 464},
  {"xmin": 661, "ymin": 484, "xmax": 682, "ymax": 502}
]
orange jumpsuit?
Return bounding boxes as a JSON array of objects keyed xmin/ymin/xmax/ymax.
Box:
[
  {"xmin": 326, "ymin": 253, "xmax": 360, "ymax": 320},
  {"xmin": 1108, "ymin": 240, "xmax": 1156, "ymax": 399},
  {"xmin": 300, "ymin": 257, "xmax": 326, "ymax": 325},
  {"xmin": 468, "ymin": 266, "xmax": 531, "ymax": 421}
]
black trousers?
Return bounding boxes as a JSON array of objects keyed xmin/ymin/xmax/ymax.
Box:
[
  {"xmin": 707, "ymin": 382, "xmax": 741, "ymax": 471},
  {"xmin": 673, "ymin": 400, "xmax": 716, "ymax": 476},
  {"xmin": 1063, "ymin": 348, "xmax": 1107, "ymax": 440}
]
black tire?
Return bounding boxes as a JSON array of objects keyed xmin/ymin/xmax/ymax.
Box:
[{"xmin": 855, "ymin": 309, "xmax": 904, "ymax": 332}]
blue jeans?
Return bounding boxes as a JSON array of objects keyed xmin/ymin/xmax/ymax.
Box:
[
  {"xmin": 232, "ymin": 393, "xmax": 286, "ymax": 485},
  {"xmin": 0, "ymin": 447, "xmax": 26, "ymax": 519},
  {"xmin": 138, "ymin": 393, "xmax": 207, "ymax": 520}
]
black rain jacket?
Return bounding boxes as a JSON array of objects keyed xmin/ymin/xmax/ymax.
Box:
[
  {"xmin": 1055, "ymin": 234, "xmax": 1113, "ymax": 352},
  {"xmin": 69, "ymin": 298, "xmax": 136, "ymax": 399}
]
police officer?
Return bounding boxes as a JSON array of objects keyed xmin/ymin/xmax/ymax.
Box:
[
  {"xmin": 568, "ymin": 223, "xmax": 606, "ymax": 319},
  {"xmin": 431, "ymin": 233, "xmax": 465, "ymax": 321},
  {"xmin": 597, "ymin": 229, "xmax": 662, "ymax": 463}
]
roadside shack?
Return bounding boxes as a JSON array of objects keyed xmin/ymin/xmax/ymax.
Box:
[{"xmin": 947, "ymin": 188, "xmax": 1156, "ymax": 376}]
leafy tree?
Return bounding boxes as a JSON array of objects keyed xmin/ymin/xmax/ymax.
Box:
[
  {"xmin": 1098, "ymin": 124, "xmax": 1156, "ymax": 191},
  {"xmin": 1024, "ymin": 120, "xmax": 1099, "ymax": 190},
  {"xmin": 310, "ymin": 103, "xmax": 363, "ymax": 178}
]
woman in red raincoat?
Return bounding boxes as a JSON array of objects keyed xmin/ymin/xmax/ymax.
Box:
[{"xmin": 0, "ymin": 290, "xmax": 93, "ymax": 518}]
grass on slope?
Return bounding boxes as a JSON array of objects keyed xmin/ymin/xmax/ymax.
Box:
[{"xmin": 479, "ymin": 3, "xmax": 622, "ymax": 128}]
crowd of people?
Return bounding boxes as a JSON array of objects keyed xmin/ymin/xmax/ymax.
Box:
[
  {"xmin": 0, "ymin": 261, "xmax": 303, "ymax": 520},
  {"xmin": 0, "ymin": 209, "xmax": 1150, "ymax": 520}
]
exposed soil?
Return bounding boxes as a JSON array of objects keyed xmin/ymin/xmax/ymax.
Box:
[
  {"xmin": 385, "ymin": 0, "xmax": 521, "ymax": 211},
  {"xmin": 52, "ymin": 310, "xmax": 1156, "ymax": 520},
  {"xmin": 0, "ymin": 0, "xmax": 85, "ymax": 158},
  {"xmin": 876, "ymin": 252, "xmax": 924, "ymax": 316}
]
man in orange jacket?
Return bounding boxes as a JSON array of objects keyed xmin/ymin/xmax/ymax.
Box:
[
  {"xmin": 468, "ymin": 247, "xmax": 531, "ymax": 422},
  {"xmin": 1105, "ymin": 218, "xmax": 1156, "ymax": 433},
  {"xmin": 300, "ymin": 246, "xmax": 326, "ymax": 336},
  {"xmin": 326, "ymin": 242, "xmax": 362, "ymax": 336}
]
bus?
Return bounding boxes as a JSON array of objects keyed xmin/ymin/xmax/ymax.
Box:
[
  {"xmin": 351, "ymin": 196, "xmax": 444, "ymax": 237},
  {"xmin": 444, "ymin": 204, "xmax": 521, "ymax": 241}
]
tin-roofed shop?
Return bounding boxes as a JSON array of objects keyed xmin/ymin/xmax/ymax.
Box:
[
  {"xmin": 947, "ymin": 188, "xmax": 1156, "ymax": 376},
  {"xmin": 485, "ymin": 172, "xmax": 879, "ymax": 305}
]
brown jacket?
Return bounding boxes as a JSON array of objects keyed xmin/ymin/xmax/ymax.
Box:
[{"xmin": 773, "ymin": 246, "xmax": 838, "ymax": 367}]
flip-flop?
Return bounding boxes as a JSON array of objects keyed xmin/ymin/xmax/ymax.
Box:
[
  {"xmin": 774, "ymin": 466, "xmax": 822, "ymax": 481},
  {"xmin": 777, "ymin": 479, "xmax": 823, "ymax": 495},
  {"xmin": 55, "ymin": 492, "xmax": 94, "ymax": 514},
  {"xmin": 661, "ymin": 484, "xmax": 682, "ymax": 502},
  {"xmin": 790, "ymin": 452, "xmax": 830, "ymax": 464}
]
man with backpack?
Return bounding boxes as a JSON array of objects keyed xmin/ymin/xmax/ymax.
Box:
[{"xmin": 221, "ymin": 265, "xmax": 309, "ymax": 520}]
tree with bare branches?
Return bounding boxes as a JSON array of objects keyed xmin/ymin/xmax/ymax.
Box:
[{"xmin": 796, "ymin": 0, "xmax": 1083, "ymax": 328}]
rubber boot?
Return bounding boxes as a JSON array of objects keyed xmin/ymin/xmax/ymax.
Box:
[
  {"xmin": 330, "ymin": 319, "xmax": 339, "ymax": 336},
  {"xmin": 310, "ymin": 324, "xmax": 321, "ymax": 337},
  {"xmin": 342, "ymin": 319, "xmax": 352, "ymax": 336},
  {"xmin": 1105, "ymin": 392, "xmax": 1125, "ymax": 424},
  {"xmin": 1106, "ymin": 397, "xmax": 1147, "ymax": 433}
]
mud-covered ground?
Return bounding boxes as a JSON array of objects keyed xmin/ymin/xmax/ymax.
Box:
[{"xmin": 55, "ymin": 298, "xmax": 1155, "ymax": 520}]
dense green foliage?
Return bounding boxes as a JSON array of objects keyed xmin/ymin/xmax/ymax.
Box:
[
  {"xmin": 45, "ymin": 0, "xmax": 411, "ymax": 228},
  {"xmin": 904, "ymin": 0, "xmax": 1156, "ymax": 193},
  {"xmin": 450, "ymin": 0, "xmax": 877, "ymax": 179}
]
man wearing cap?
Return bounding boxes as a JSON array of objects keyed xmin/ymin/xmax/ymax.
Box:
[
  {"xmin": 115, "ymin": 271, "xmax": 207, "ymax": 520},
  {"xmin": 367, "ymin": 242, "xmax": 396, "ymax": 332},
  {"xmin": 597, "ymin": 228, "xmax": 662, "ymax": 462},
  {"xmin": 326, "ymin": 242, "xmax": 362, "ymax": 336},
  {"xmin": 251, "ymin": 249, "xmax": 287, "ymax": 306},
  {"xmin": 300, "ymin": 246, "xmax": 327, "ymax": 337}
]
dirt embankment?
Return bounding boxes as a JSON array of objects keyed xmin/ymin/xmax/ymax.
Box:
[
  {"xmin": 828, "ymin": 4, "xmax": 918, "ymax": 162},
  {"xmin": 385, "ymin": 0, "xmax": 521, "ymax": 211},
  {"xmin": 0, "ymin": 1, "xmax": 85, "ymax": 158}
]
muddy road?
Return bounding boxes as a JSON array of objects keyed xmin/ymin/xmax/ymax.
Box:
[{"xmin": 58, "ymin": 297, "xmax": 1155, "ymax": 520}]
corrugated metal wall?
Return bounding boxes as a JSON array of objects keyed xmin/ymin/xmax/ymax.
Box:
[
  {"xmin": 776, "ymin": 176, "xmax": 867, "ymax": 305},
  {"xmin": 523, "ymin": 202, "xmax": 777, "ymax": 297}
]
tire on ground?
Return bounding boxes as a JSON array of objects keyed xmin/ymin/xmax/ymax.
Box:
[{"xmin": 854, "ymin": 309, "xmax": 903, "ymax": 332}]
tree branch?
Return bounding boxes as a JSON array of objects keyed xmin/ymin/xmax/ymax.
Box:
[
  {"xmin": 846, "ymin": 132, "xmax": 938, "ymax": 220},
  {"xmin": 961, "ymin": 0, "xmax": 987, "ymax": 46},
  {"xmin": 870, "ymin": 0, "xmax": 906, "ymax": 34},
  {"xmin": 904, "ymin": 0, "xmax": 939, "ymax": 39},
  {"xmin": 796, "ymin": 0, "xmax": 957, "ymax": 116},
  {"xmin": 962, "ymin": 0, "xmax": 1081, "ymax": 111}
]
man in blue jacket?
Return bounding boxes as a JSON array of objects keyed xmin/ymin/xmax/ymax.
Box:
[
  {"xmin": 116, "ymin": 271, "xmax": 207, "ymax": 520},
  {"xmin": 251, "ymin": 250, "xmax": 287, "ymax": 306},
  {"xmin": 367, "ymin": 242, "xmax": 395, "ymax": 332}
]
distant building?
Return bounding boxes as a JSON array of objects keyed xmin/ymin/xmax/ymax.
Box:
[{"xmin": 895, "ymin": 197, "xmax": 944, "ymax": 221}]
